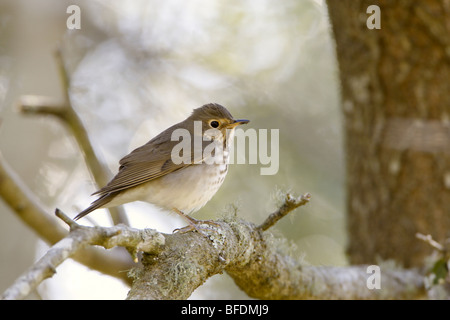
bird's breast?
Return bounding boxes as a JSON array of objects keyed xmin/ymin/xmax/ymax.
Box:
[{"xmin": 137, "ymin": 162, "xmax": 229, "ymax": 214}]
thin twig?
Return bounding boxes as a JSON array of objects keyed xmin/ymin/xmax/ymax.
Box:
[
  {"xmin": 416, "ymin": 233, "xmax": 445, "ymax": 252},
  {"xmin": 54, "ymin": 47, "xmax": 71, "ymax": 103},
  {"xmin": 18, "ymin": 95, "xmax": 67, "ymax": 120},
  {"xmin": 55, "ymin": 209, "xmax": 165, "ymax": 254},
  {"xmin": 55, "ymin": 208, "xmax": 78, "ymax": 229},
  {"xmin": 257, "ymin": 192, "xmax": 311, "ymax": 231}
]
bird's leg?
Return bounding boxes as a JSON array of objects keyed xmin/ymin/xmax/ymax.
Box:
[{"xmin": 172, "ymin": 208, "xmax": 220, "ymax": 235}]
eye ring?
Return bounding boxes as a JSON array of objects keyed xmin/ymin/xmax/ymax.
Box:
[{"xmin": 209, "ymin": 120, "xmax": 220, "ymax": 128}]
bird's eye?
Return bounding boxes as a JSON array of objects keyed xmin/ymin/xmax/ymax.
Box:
[{"xmin": 210, "ymin": 120, "xmax": 220, "ymax": 128}]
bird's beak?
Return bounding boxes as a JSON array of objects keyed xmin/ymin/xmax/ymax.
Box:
[{"xmin": 227, "ymin": 119, "xmax": 250, "ymax": 128}]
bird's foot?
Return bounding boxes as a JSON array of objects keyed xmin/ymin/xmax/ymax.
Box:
[{"xmin": 172, "ymin": 208, "xmax": 220, "ymax": 236}]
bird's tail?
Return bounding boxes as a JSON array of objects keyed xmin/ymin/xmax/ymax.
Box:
[{"xmin": 73, "ymin": 193, "xmax": 115, "ymax": 221}]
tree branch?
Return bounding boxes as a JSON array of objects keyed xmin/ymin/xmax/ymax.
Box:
[
  {"xmin": 1, "ymin": 190, "xmax": 426, "ymax": 300},
  {"xmin": 127, "ymin": 214, "xmax": 426, "ymax": 300},
  {"xmin": 17, "ymin": 48, "xmax": 128, "ymax": 226},
  {"xmin": 0, "ymin": 152, "xmax": 66, "ymax": 244},
  {"xmin": 1, "ymin": 210, "xmax": 164, "ymax": 300},
  {"xmin": 0, "ymin": 152, "xmax": 134, "ymax": 283},
  {"xmin": 258, "ymin": 192, "xmax": 311, "ymax": 231}
]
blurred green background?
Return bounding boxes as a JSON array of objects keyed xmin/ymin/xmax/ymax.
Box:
[{"xmin": 0, "ymin": 0, "xmax": 345, "ymax": 299}]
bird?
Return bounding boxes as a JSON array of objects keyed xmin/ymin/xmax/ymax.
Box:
[{"xmin": 74, "ymin": 103, "xmax": 249, "ymax": 233}]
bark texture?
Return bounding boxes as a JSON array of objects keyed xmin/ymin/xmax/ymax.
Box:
[
  {"xmin": 327, "ymin": 0, "xmax": 450, "ymax": 267},
  {"xmin": 126, "ymin": 218, "xmax": 425, "ymax": 300}
]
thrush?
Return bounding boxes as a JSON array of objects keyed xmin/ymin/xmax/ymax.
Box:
[{"xmin": 74, "ymin": 103, "xmax": 249, "ymax": 232}]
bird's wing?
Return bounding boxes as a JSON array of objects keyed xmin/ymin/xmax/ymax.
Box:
[{"xmin": 92, "ymin": 134, "xmax": 213, "ymax": 196}]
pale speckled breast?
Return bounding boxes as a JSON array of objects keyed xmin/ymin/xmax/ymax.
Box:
[
  {"xmin": 106, "ymin": 139, "xmax": 231, "ymax": 214},
  {"xmin": 153, "ymin": 162, "xmax": 228, "ymax": 213},
  {"xmin": 106, "ymin": 162, "xmax": 229, "ymax": 214}
]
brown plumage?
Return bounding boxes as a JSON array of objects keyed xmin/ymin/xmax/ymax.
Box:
[{"xmin": 74, "ymin": 103, "xmax": 249, "ymax": 222}]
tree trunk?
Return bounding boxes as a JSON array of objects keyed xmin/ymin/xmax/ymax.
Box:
[{"xmin": 327, "ymin": 0, "xmax": 450, "ymax": 267}]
